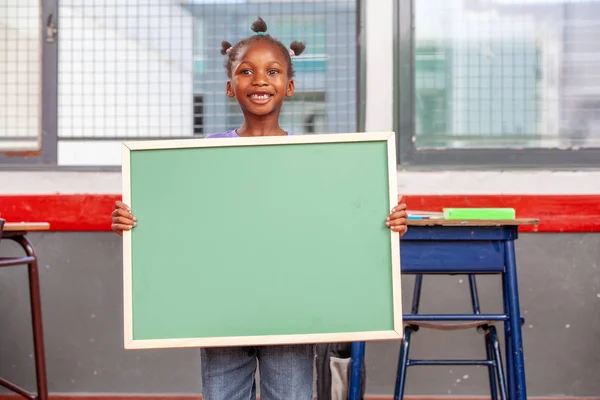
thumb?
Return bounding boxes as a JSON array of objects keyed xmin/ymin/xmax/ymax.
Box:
[{"xmin": 397, "ymin": 195, "xmax": 403, "ymax": 204}]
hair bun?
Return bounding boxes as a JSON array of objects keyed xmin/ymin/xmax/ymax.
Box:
[
  {"xmin": 251, "ymin": 17, "xmax": 268, "ymax": 34},
  {"xmin": 290, "ymin": 41, "xmax": 306, "ymax": 56},
  {"xmin": 220, "ymin": 40, "xmax": 232, "ymax": 55}
]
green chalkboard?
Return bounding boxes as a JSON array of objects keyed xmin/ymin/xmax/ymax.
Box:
[{"xmin": 121, "ymin": 132, "xmax": 402, "ymax": 349}]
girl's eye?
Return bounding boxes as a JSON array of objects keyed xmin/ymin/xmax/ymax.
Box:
[
  {"xmin": 241, "ymin": 69, "xmax": 252, "ymax": 75},
  {"xmin": 268, "ymin": 69, "xmax": 279, "ymax": 75}
]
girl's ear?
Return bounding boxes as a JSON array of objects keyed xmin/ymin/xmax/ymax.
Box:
[
  {"xmin": 285, "ymin": 79, "xmax": 295, "ymax": 97},
  {"xmin": 226, "ymin": 81, "xmax": 235, "ymax": 97}
]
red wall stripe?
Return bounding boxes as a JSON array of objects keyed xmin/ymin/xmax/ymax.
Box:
[
  {"xmin": 0, "ymin": 194, "xmax": 120, "ymax": 232},
  {"xmin": 0, "ymin": 194, "xmax": 599, "ymax": 232}
]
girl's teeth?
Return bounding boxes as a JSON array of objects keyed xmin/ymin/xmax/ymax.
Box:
[{"xmin": 251, "ymin": 94, "xmax": 269, "ymax": 99}]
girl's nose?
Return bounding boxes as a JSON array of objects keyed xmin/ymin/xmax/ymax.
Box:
[{"xmin": 252, "ymin": 71, "xmax": 268, "ymax": 86}]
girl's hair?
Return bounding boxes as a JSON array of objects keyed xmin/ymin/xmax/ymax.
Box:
[{"xmin": 220, "ymin": 17, "xmax": 306, "ymax": 78}]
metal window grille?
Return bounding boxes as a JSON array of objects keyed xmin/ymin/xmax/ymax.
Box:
[
  {"xmin": 414, "ymin": 0, "xmax": 600, "ymax": 149},
  {"xmin": 57, "ymin": 0, "xmax": 358, "ymax": 141},
  {"xmin": 0, "ymin": 0, "xmax": 41, "ymax": 151}
]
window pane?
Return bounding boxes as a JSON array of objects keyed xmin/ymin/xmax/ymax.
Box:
[
  {"xmin": 57, "ymin": 0, "xmax": 356, "ymax": 142},
  {"xmin": 414, "ymin": 0, "xmax": 600, "ymax": 149},
  {"xmin": 191, "ymin": 0, "xmax": 357, "ymax": 135},
  {"xmin": 58, "ymin": 0, "xmax": 195, "ymax": 140},
  {"xmin": 0, "ymin": 0, "xmax": 41, "ymax": 151}
]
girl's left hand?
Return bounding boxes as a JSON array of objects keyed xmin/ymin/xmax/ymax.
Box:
[{"xmin": 386, "ymin": 195, "xmax": 408, "ymax": 236}]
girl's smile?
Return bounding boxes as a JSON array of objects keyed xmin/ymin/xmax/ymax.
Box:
[{"xmin": 248, "ymin": 91, "xmax": 274, "ymax": 105}]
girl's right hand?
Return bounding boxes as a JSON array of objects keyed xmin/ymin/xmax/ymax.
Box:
[{"xmin": 111, "ymin": 200, "xmax": 136, "ymax": 236}]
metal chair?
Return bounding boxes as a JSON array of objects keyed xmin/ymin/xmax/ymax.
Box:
[{"xmin": 394, "ymin": 274, "xmax": 510, "ymax": 400}]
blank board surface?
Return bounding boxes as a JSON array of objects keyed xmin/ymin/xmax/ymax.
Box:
[{"xmin": 122, "ymin": 132, "xmax": 402, "ymax": 349}]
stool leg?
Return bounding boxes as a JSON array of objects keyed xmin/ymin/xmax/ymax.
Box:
[
  {"xmin": 502, "ymin": 273, "xmax": 515, "ymax": 398},
  {"xmin": 394, "ymin": 276, "xmax": 424, "ymax": 400},
  {"xmin": 470, "ymin": 275, "xmax": 498, "ymax": 400},
  {"xmin": 485, "ymin": 330, "xmax": 498, "ymax": 400},
  {"xmin": 489, "ymin": 326, "xmax": 508, "ymax": 400},
  {"xmin": 468, "ymin": 274, "xmax": 481, "ymax": 314},
  {"xmin": 17, "ymin": 235, "xmax": 49, "ymax": 400},
  {"xmin": 411, "ymin": 275, "xmax": 424, "ymax": 314},
  {"xmin": 349, "ymin": 342, "xmax": 365, "ymax": 400},
  {"xmin": 504, "ymin": 240, "xmax": 527, "ymax": 400},
  {"xmin": 393, "ymin": 326, "xmax": 413, "ymax": 400}
]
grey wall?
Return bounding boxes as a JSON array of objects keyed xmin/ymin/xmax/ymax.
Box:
[{"xmin": 1, "ymin": 232, "xmax": 599, "ymax": 396}]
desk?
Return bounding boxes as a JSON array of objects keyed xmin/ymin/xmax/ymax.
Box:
[
  {"xmin": 349, "ymin": 218, "xmax": 538, "ymax": 400},
  {"xmin": 0, "ymin": 221, "xmax": 50, "ymax": 400}
]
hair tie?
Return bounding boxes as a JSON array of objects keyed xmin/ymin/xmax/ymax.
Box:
[
  {"xmin": 256, "ymin": 31, "xmax": 265, "ymax": 35},
  {"xmin": 289, "ymin": 49, "xmax": 295, "ymax": 56},
  {"xmin": 225, "ymin": 47, "xmax": 232, "ymax": 54}
]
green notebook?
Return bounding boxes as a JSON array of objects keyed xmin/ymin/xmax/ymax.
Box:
[{"xmin": 443, "ymin": 208, "xmax": 516, "ymax": 220}]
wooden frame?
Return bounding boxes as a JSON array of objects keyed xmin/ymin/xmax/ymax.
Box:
[{"xmin": 121, "ymin": 132, "xmax": 402, "ymax": 349}]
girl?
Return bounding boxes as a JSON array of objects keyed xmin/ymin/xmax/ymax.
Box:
[{"xmin": 111, "ymin": 17, "xmax": 408, "ymax": 400}]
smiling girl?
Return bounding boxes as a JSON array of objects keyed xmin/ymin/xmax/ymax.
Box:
[{"xmin": 111, "ymin": 17, "xmax": 407, "ymax": 400}]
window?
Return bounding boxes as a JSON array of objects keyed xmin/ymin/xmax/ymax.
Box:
[
  {"xmin": 191, "ymin": 2, "xmax": 357, "ymax": 138},
  {"xmin": 0, "ymin": 0, "xmax": 359, "ymax": 166},
  {"xmin": 13, "ymin": 0, "xmax": 357, "ymax": 166},
  {"xmin": 396, "ymin": 0, "xmax": 600, "ymax": 167},
  {"xmin": 57, "ymin": 0, "xmax": 195, "ymax": 141},
  {"xmin": 0, "ymin": 1, "xmax": 42, "ymax": 152}
]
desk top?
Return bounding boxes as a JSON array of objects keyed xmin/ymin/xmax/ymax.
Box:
[
  {"xmin": 408, "ymin": 218, "xmax": 539, "ymax": 227},
  {"xmin": 3, "ymin": 222, "xmax": 51, "ymax": 232}
]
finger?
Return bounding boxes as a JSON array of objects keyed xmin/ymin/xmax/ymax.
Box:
[
  {"xmin": 386, "ymin": 217, "xmax": 407, "ymax": 227},
  {"xmin": 386, "ymin": 211, "xmax": 407, "ymax": 223},
  {"xmin": 397, "ymin": 194, "xmax": 403, "ymax": 203},
  {"xmin": 111, "ymin": 223, "xmax": 133, "ymax": 232},
  {"xmin": 390, "ymin": 222, "xmax": 408, "ymax": 230},
  {"xmin": 392, "ymin": 225, "xmax": 408, "ymax": 234},
  {"xmin": 111, "ymin": 208, "xmax": 135, "ymax": 220},
  {"xmin": 112, "ymin": 216, "xmax": 136, "ymax": 226},
  {"xmin": 390, "ymin": 203, "xmax": 407, "ymax": 213},
  {"xmin": 389, "ymin": 210, "xmax": 407, "ymax": 219},
  {"xmin": 115, "ymin": 200, "xmax": 131, "ymax": 212}
]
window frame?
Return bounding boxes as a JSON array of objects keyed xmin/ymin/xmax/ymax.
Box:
[
  {"xmin": 0, "ymin": 0, "xmax": 363, "ymax": 168},
  {"xmin": 0, "ymin": 0, "xmax": 57, "ymax": 167},
  {"xmin": 394, "ymin": 0, "xmax": 600, "ymax": 169}
]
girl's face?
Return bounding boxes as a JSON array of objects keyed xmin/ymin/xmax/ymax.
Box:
[{"xmin": 226, "ymin": 40, "xmax": 295, "ymax": 118}]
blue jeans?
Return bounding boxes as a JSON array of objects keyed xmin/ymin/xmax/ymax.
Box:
[{"xmin": 200, "ymin": 344, "xmax": 315, "ymax": 400}]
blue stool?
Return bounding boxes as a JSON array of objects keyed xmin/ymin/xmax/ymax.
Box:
[
  {"xmin": 395, "ymin": 274, "xmax": 510, "ymax": 399},
  {"xmin": 348, "ymin": 221, "xmax": 536, "ymax": 400}
]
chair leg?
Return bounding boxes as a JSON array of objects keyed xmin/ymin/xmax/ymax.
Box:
[
  {"xmin": 348, "ymin": 342, "xmax": 365, "ymax": 400},
  {"xmin": 411, "ymin": 274, "xmax": 424, "ymax": 314},
  {"xmin": 468, "ymin": 274, "xmax": 482, "ymax": 314},
  {"xmin": 485, "ymin": 330, "xmax": 499, "ymax": 400},
  {"xmin": 393, "ymin": 326, "xmax": 413, "ymax": 400},
  {"xmin": 17, "ymin": 235, "xmax": 49, "ymax": 400},
  {"xmin": 470, "ymin": 274, "xmax": 505, "ymax": 400},
  {"xmin": 504, "ymin": 240, "xmax": 527, "ymax": 400},
  {"xmin": 395, "ymin": 275, "xmax": 423, "ymax": 400},
  {"xmin": 489, "ymin": 325, "xmax": 508, "ymax": 400},
  {"xmin": 502, "ymin": 274, "xmax": 516, "ymax": 398}
]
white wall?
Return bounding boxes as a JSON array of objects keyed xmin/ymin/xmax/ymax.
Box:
[{"xmin": 1, "ymin": 170, "xmax": 599, "ymax": 195}]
